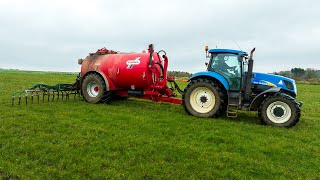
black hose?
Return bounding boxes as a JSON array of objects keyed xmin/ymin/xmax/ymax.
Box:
[
  {"xmin": 155, "ymin": 62, "xmax": 164, "ymax": 79},
  {"xmin": 167, "ymin": 79, "xmax": 184, "ymax": 95},
  {"xmin": 157, "ymin": 50, "xmax": 167, "ymax": 56}
]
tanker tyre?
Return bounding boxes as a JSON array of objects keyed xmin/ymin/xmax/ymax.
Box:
[
  {"xmin": 258, "ymin": 93, "xmax": 300, "ymax": 127},
  {"xmin": 82, "ymin": 74, "xmax": 111, "ymax": 104},
  {"xmin": 182, "ymin": 78, "xmax": 226, "ymax": 118}
]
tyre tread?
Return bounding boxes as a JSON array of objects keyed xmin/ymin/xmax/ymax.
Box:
[
  {"xmin": 258, "ymin": 93, "xmax": 301, "ymax": 127},
  {"xmin": 182, "ymin": 78, "xmax": 227, "ymax": 117},
  {"xmin": 82, "ymin": 73, "xmax": 112, "ymax": 103}
]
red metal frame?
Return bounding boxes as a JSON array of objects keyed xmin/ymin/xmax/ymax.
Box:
[{"xmin": 114, "ymin": 90, "xmax": 182, "ymax": 104}]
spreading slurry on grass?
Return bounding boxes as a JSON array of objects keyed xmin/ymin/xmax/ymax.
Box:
[{"xmin": 0, "ymin": 70, "xmax": 319, "ymax": 179}]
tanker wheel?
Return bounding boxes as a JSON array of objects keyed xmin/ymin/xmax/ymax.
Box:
[
  {"xmin": 183, "ymin": 78, "xmax": 226, "ymax": 118},
  {"xmin": 82, "ymin": 73, "xmax": 111, "ymax": 103},
  {"xmin": 258, "ymin": 93, "xmax": 301, "ymax": 127}
]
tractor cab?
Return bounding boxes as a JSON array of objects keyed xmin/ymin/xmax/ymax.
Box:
[{"xmin": 206, "ymin": 49, "xmax": 248, "ymax": 92}]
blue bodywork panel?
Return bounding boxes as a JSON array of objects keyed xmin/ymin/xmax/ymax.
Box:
[
  {"xmin": 208, "ymin": 49, "xmax": 247, "ymax": 55},
  {"xmin": 190, "ymin": 71, "xmax": 297, "ymax": 96},
  {"xmin": 190, "ymin": 71, "xmax": 230, "ymax": 91},
  {"xmin": 249, "ymin": 87, "xmax": 281, "ymax": 111},
  {"xmin": 192, "ymin": 48, "xmax": 297, "ymax": 97},
  {"xmin": 252, "ymin": 72, "xmax": 297, "ymax": 95}
]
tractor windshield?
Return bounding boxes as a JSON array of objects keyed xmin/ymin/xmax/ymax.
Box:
[{"xmin": 209, "ymin": 53, "xmax": 241, "ymax": 91}]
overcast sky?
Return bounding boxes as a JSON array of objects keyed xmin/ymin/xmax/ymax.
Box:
[{"xmin": 0, "ymin": 0, "xmax": 319, "ymax": 73}]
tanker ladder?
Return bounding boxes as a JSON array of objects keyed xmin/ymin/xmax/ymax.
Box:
[{"xmin": 11, "ymin": 75, "xmax": 81, "ymax": 106}]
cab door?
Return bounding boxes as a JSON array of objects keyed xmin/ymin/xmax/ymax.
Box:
[{"xmin": 209, "ymin": 53, "xmax": 241, "ymax": 91}]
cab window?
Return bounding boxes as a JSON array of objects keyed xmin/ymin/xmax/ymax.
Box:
[{"xmin": 209, "ymin": 53, "xmax": 241, "ymax": 91}]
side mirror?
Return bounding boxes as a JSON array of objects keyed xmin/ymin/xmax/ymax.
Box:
[{"xmin": 237, "ymin": 54, "xmax": 244, "ymax": 62}]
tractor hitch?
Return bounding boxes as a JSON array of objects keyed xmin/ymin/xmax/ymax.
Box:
[{"xmin": 167, "ymin": 77, "xmax": 184, "ymax": 95}]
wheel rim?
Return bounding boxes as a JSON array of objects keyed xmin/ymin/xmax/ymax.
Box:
[
  {"xmin": 87, "ymin": 81, "xmax": 99, "ymax": 98},
  {"xmin": 266, "ymin": 101, "xmax": 292, "ymax": 123},
  {"xmin": 190, "ymin": 87, "xmax": 216, "ymax": 114}
]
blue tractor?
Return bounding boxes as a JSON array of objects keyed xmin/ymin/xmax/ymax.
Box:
[{"xmin": 182, "ymin": 47, "xmax": 302, "ymax": 127}]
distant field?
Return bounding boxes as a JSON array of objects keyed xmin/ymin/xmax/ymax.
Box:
[{"xmin": 0, "ymin": 70, "xmax": 319, "ymax": 179}]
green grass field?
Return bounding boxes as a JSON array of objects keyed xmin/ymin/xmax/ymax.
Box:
[{"xmin": 0, "ymin": 70, "xmax": 319, "ymax": 179}]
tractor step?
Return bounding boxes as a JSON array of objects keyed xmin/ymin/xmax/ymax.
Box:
[
  {"xmin": 227, "ymin": 104, "xmax": 238, "ymax": 118},
  {"xmin": 227, "ymin": 92, "xmax": 240, "ymax": 118}
]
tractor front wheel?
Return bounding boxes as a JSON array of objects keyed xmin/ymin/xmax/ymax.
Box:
[
  {"xmin": 183, "ymin": 79, "xmax": 226, "ymax": 118},
  {"xmin": 82, "ymin": 74, "xmax": 111, "ymax": 103},
  {"xmin": 259, "ymin": 93, "xmax": 300, "ymax": 127}
]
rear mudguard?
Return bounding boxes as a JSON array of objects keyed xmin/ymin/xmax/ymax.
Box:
[
  {"xmin": 81, "ymin": 70, "xmax": 114, "ymax": 91},
  {"xmin": 249, "ymin": 87, "xmax": 281, "ymax": 111}
]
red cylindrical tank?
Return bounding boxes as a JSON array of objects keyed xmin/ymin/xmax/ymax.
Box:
[{"xmin": 80, "ymin": 49, "xmax": 166, "ymax": 91}]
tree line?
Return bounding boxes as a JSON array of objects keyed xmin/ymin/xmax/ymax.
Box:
[
  {"xmin": 167, "ymin": 71, "xmax": 192, "ymax": 78},
  {"xmin": 168, "ymin": 68, "xmax": 320, "ymax": 80},
  {"xmin": 274, "ymin": 68, "xmax": 320, "ymax": 80}
]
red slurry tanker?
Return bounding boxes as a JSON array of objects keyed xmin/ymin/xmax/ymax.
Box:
[
  {"xmin": 78, "ymin": 44, "xmax": 182, "ymax": 104},
  {"xmin": 13, "ymin": 44, "xmax": 302, "ymax": 127}
]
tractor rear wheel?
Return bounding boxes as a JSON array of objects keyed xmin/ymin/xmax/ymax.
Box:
[
  {"xmin": 82, "ymin": 74, "xmax": 111, "ymax": 103},
  {"xmin": 258, "ymin": 93, "xmax": 300, "ymax": 127},
  {"xmin": 183, "ymin": 78, "xmax": 226, "ymax": 118}
]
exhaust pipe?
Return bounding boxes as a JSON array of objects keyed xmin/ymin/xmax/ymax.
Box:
[
  {"xmin": 148, "ymin": 44, "xmax": 154, "ymax": 67},
  {"xmin": 244, "ymin": 48, "xmax": 256, "ymax": 101}
]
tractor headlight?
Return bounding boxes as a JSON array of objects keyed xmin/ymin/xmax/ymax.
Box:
[
  {"xmin": 283, "ymin": 80, "xmax": 294, "ymax": 91},
  {"xmin": 293, "ymin": 82, "xmax": 297, "ymax": 95}
]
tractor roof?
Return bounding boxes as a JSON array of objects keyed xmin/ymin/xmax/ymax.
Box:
[{"xmin": 208, "ymin": 49, "xmax": 247, "ymax": 55}]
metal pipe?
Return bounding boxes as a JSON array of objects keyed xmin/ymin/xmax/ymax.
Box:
[
  {"xmin": 148, "ymin": 44, "xmax": 154, "ymax": 67},
  {"xmin": 244, "ymin": 48, "xmax": 256, "ymax": 101}
]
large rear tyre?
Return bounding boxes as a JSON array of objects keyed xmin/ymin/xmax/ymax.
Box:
[
  {"xmin": 183, "ymin": 79, "xmax": 226, "ymax": 118},
  {"xmin": 82, "ymin": 74, "xmax": 111, "ymax": 103},
  {"xmin": 258, "ymin": 93, "xmax": 300, "ymax": 127}
]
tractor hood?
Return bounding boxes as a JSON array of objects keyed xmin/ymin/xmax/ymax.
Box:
[{"xmin": 251, "ymin": 72, "xmax": 297, "ymax": 96}]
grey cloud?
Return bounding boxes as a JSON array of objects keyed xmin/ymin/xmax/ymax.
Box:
[{"xmin": 0, "ymin": 0, "xmax": 319, "ymax": 73}]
